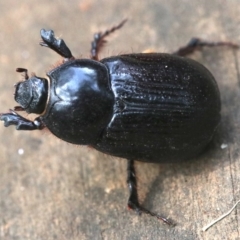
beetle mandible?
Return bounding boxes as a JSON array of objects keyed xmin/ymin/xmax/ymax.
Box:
[{"xmin": 1, "ymin": 20, "xmax": 238, "ymax": 224}]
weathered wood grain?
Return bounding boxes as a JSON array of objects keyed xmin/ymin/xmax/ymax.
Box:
[{"xmin": 0, "ymin": 1, "xmax": 240, "ymax": 239}]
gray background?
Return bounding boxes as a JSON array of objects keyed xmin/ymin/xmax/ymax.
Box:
[{"xmin": 0, "ymin": 0, "xmax": 240, "ymax": 239}]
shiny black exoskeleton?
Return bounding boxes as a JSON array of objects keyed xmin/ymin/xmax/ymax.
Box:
[{"xmin": 1, "ymin": 20, "xmax": 238, "ymax": 224}]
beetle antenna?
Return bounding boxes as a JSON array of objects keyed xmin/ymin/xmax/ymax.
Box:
[{"xmin": 16, "ymin": 68, "xmax": 29, "ymax": 80}]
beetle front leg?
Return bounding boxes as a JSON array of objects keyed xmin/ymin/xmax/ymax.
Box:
[
  {"xmin": 40, "ymin": 29, "xmax": 74, "ymax": 60},
  {"xmin": 173, "ymin": 37, "xmax": 239, "ymax": 56},
  {"xmin": 0, "ymin": 110, "xmax": 44, "ymax": 130},
  {"xmin": 127, "ymin": 159, "xmax": 172, "ymax": 225}
]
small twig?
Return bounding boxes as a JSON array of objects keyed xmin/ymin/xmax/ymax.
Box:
[{"xmin": 202, "ymin": 200, "xmax": 240, "ymax": 231}]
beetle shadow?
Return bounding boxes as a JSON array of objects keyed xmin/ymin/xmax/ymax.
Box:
[
  {"xmin": 140, "ymin": 115, "xmax": 240, "ymax": 224},
  {"xmin": 138, "ymin": 48, "xmax": 240, "ymax": 220}
]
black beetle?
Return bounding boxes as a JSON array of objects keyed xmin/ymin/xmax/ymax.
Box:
[{"xmin": 0, "ymin": 20, "xmax": 238, "ymax": 224}]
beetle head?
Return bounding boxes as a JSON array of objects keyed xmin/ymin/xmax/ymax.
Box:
[{"xmin": 14, "ymin": 70, "xmax": 48, "ymax": 114}]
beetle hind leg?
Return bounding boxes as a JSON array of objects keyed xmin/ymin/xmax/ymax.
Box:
[
  {"xmin": 173, "ymin": 37, "xmax": 239, "ymax": 56},
  {"xmin": 127, "ymin": 159, "xmax": 172, "ymax": 225}
]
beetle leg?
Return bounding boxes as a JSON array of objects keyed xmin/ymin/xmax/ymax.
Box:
[
  {"xmin": 40, "ymin": 29, "xmax": 73, "ymax": 60},
  {"xmin": 173, "ymin": 37, "xmax": 239, "ymax": 56},
  {"xmin": 0, "ymin": 110, "xmax": 44, "ymax": 130},
  {"xmin": 127, "ymin": 159, "xmax": 172, "ymax": 225},
  {"xmin": 90, "ymin": 19, "xmax": 127, "ymax": 61}
]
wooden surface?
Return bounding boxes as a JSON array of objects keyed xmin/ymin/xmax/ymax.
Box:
[{"xmin": 0, "ymin": 1, "xmax": 240, "ymax": 239}]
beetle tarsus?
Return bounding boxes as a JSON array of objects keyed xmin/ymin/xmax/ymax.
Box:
[
  {"xmin": 91, "ymin": 19, "xmax": 127, "ymax": 61},
  {"xmin": 40, "ymin": 29, "xmax": 73, "ymax": 59},
  {"xmin": 0, "ymin": 110, "xmax": 44, "ymax": 130},
  {"xmin": 173, "ymin": 37, "xmax": 239, "ymax": 56},
  {"xmin": 127, "ymin": 159, "xmax": 172, "ymax": 225}
]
